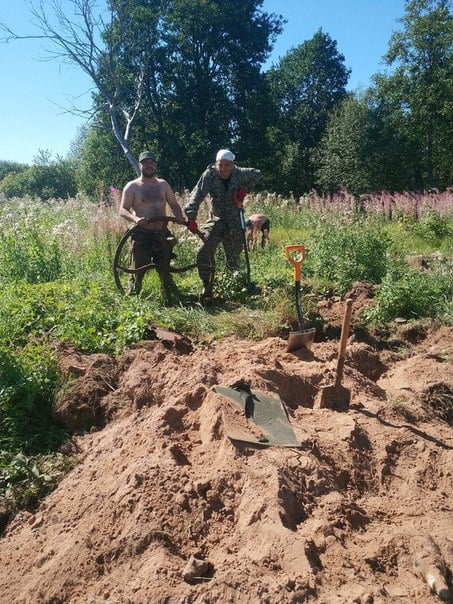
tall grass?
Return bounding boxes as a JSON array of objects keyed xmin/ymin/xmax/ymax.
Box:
[
  {"xmin": 1, "ymin": 192, "xmax": 451, "ymax": 353},
  {"xmin": 296, "ymin": 188, "xmax": 453, "ymax": 218},
  {"xmin": 304, "ymin": 216, "xmax": 390, "ymax": 293}
]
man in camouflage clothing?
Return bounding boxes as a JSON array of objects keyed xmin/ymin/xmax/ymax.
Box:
[{"xmin": 184, "ymin": 149, "xmax": 261, "ymax": 301}]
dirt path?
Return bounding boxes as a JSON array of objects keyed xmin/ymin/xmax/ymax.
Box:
[{"xmin": 0, "ymin": 326, "xmax": 452, "ymax": 603}]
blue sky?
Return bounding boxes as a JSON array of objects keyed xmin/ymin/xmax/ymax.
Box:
[{"xmin": 0, "ymin": 0, "xmax": 406, "ymax": 164}]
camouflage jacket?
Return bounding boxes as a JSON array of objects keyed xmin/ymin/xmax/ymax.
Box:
[{"xmin": 184, "ymin": 164, "xmax": 261, "ymax": 222}]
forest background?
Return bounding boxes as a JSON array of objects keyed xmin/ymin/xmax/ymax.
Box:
[{"xmin": 0, "ymin": 0, "xmax": 452, "ymax": 201}]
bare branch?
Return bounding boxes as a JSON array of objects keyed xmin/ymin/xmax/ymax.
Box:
[
  {"xmin": 46, "ymin": 93, "xmax": 98, "ymax": 121},
  {"xmin": 0, "ymin": 0, "xmax": 144, "ymax": 170}
]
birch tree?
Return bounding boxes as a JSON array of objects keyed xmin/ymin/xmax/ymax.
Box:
[{"xmin": 0, "ymin": 0, "xmax": 159, "ymax": 175}]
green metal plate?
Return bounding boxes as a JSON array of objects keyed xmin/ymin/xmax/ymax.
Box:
[{"xmin": 214, "ymin": 386, "xmax": 301, "ymax": 447}]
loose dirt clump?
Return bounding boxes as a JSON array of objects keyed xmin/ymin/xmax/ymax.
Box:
[
  {"xmin": 52, "ymin": 347, "xmax": 118, "ymax": 431},
  {"xmin": 0, "ymin": 328, "xmax": 452, "ymax": 603}
]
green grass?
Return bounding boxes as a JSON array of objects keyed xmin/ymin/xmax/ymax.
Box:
[{"xmin": 385, "ymin": 211, "xmax": 453, "ymax": 257}]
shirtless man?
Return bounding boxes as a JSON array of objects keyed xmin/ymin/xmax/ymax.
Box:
[
  {"xmin": 245, "ymin": 213, "xmax": 270, "ymax": 250},
  {"xmin": 119, "ymin": 151, "xmax": 184, "ymax": 300}
]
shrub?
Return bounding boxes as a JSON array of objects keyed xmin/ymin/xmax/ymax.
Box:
[
  {"xmin": 414, "ymin": 208, "xmax": 451, "ymax": 240},
  {"xmin": 0, "ymin": 160, "xmax": 28, "ymax": 181},
  {"xmin": 0, "ymin": 344, "xmax": 66, "ymax": 454},
  {"xmin": 0, "ymin": 152, "xmax": 77, "ymax": 200},
  {"xmin": 363, "ymin": 269, "xmax": 453, "ymax": 324},
  {"xmin": 0, "ymin": 225, "xmax": 63, "ymax": 284},
  {"xmin": 307, "ymin": 217, "xmax": 390, "ymax": 293},
  {"xmin": 0, "ymin": 450, "xmax": 75, "ymax": 511}
]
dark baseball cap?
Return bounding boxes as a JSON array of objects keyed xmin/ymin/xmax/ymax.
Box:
[{"xmin": 138, "ymin": 151, "xmax": 157, "ymax": 162}]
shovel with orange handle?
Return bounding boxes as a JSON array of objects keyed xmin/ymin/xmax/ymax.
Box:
[{"xmin": 284, "ymin": 244, "xmax": 316, "ymax": 352}]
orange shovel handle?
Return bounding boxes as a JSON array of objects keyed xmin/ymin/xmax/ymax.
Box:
[{"xmin": 284, "ymin": 244, "xmax": 306, "ymax": 282}]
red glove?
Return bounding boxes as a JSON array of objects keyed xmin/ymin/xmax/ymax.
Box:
[
  {"xmin": 187, "ymin": 217, "xmax": 198, "ymax": 233},
  {"xmin": 233, "ymin": 188, "xmax": 248, "ymax": 208}
]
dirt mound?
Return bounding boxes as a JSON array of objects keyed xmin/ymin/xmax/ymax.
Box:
[
  {"xmin": 315, "ymin": 282, "xmax": 377, "ymax": 339},
  {"xmin": 378, "ymin": 327, "xmax": 453, "ymax": 426},
  {"xmin": 0, "ymin": 328, "xmax": 452, "ymax": 603}
]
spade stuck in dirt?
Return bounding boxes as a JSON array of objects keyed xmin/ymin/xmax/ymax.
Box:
[
  {"xmin": 319, "ymin": 298, "xmax": 353, "ymax": 411},
  {"xmin": 285, "ymin": 244, "xmax": 316, "ymax": 352}
]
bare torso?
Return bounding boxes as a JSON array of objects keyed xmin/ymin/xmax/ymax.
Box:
[
  {"xmin": 119, "ymin": 175, "xmax": 183, "ymax": 228},
  {"xmin": 126, "ymin": 179, "xmax": 170, "ymax": 219}
]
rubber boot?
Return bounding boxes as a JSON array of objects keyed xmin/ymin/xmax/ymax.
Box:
[{"xmin": 200, "ymin": 280, "xmax": 213, "ymax": 304}]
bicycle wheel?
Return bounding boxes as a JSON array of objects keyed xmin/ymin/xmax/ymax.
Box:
[{"xmin": 113, "ymin": 216, "xmax": 213, "ymax": 296}]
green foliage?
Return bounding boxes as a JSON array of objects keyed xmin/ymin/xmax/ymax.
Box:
[
  {"xmin": 0, "ymin": 224, "xmax": 62, "ymax": 284},
  {"xmin": 213, "ymin": 270, "xmax": 249, "ymax": 300},
  {"xmin": 0, "ymin": 197, "xmax": 123, "ymax": 286},
  {"xmin": 385, "ymin": 216, "xmax": 452, "ymax": 257},
  {"xmin": 0, "ymin": 160, "xmax": 28, "ymax": 181},
  {"xmin": 315, "ymin": 95, "xmax": 375, "ymax": 195},
  {"xmin": 0, "ymin": 279, "xmax": 157, "ymax": 354},
  {"xmin": 74, "ymin": 126, "xmax": 132, "ymax": 197},
  {"xmin": 0, "ymin": 450, "xmax": 75, "ymax": 510},
  {"xmin": 375, "ymin": 0, "xmax": 453, "ymax": 189},
  {"xmin": 415, "ymin": 208, "xmax": 451, "ymax": 240},
  {"xmin": 0, "ymin": 344, "xmax": 66, "ymax": 454},
  {"xmin": 364, "ymin": 267, "xmax": 453, "ymax": 323},
  {"xmin": 0, "ymin": 171, "xmax": 28, "ymax": 198},
  {"xmin": 0, "ymin": 151, "xmax": 77, "ymax": 200},
  {"xmin": 266, "ymin": 29, "xmax": 350, "ymax": 194},
  {"xmin": 362, "ymin": 87, "xmax": 416, "ymax": 192},
  {"xmin": 161, "ymin": 0, "xmax": 283, "ymax": 177},
  {"xmin": 307, "ymin": 217, "xmax": 390, "ymax": 293}
]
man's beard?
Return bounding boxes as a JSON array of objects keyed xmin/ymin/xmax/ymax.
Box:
[{"xmin": 142, "ymin": 167, "xmax": 156, "ymax": 178}]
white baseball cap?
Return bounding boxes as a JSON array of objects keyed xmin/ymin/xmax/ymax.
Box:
[{"xmin": 216, "ymin": 149, "xmax": 235, "ymax": 162}]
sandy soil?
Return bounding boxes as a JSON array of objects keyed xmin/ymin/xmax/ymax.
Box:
[{"xmin": 0, "ymin": 299, "xmax": 452, "ymax": 603}]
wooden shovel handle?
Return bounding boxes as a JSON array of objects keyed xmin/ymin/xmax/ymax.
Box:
[
  {"xmin": 284, "ymin": 244, "xmax": 306, "ymax": 282},
  {"xmin": 338, "ymin": 299, "xmax": 353, "ymax": 360},
  {"xmin": 335, "ymin": 298, "xmax": 353, "ymax": 387}
]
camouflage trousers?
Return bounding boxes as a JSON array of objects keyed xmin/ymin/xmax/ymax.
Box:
[{"xmin": 197, "ymin": 219, "xmax": 243, "ymax": 284}]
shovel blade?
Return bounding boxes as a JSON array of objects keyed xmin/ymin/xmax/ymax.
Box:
[
  {"xmin": 287, "ymin": 328, "xmax": 316, "ymax": 352},
  {"xmin": 318, "ymin": 383, "xmax": 351, "ymax": 411}
]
